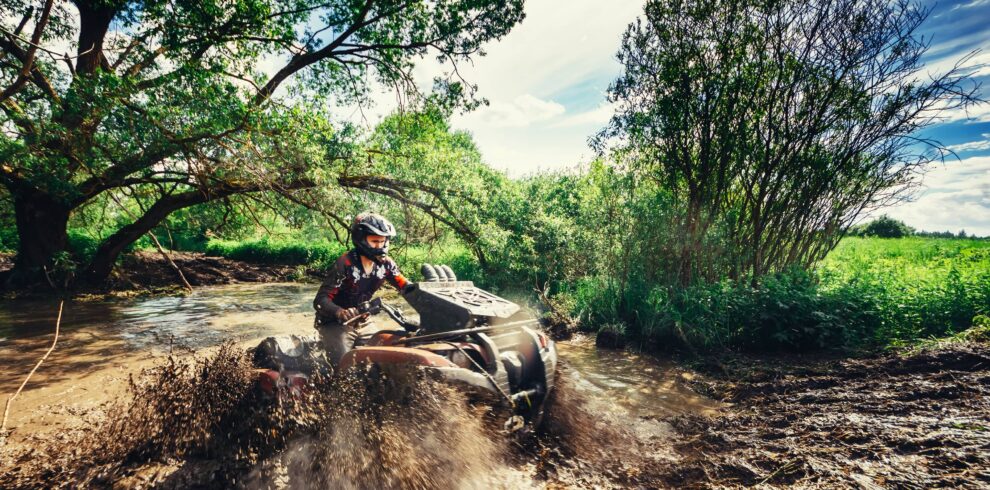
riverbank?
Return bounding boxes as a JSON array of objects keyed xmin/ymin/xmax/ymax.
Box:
[{"xmin": 0, "ymin": 251, "xmax": 320, "ymax": 299}]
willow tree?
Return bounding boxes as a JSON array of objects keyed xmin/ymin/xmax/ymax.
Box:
[
  {"xmin": 0, "ymin": 0, "xmax": 524, "ymax": 287},
  {"xmin": 597, "ymin": 0, "xmax": 980, "ymax": 285}
]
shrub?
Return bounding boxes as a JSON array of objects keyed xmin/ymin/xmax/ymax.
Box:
[
  {"xmin": 67, "ymin": 230, "xmax": 102, "ymax": 262},
  {"xmin": 561, "ymin": 236, "xmax": 990, "ymax": 353},
  {"xmin": 852, "ymin": 215, "xmax": 914, "ymax": 238}
]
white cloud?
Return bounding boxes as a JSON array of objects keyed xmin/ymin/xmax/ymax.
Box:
[
  {"xmin": 946, "ymin": 134, "xmax": 990, "ymax": 153},
  {"xmin": 883, "ymin": 156, "xmax": 990, "ymax": 236},
  {"xmin": 308, "ymin": 0, "xmax": 642, "ymax": 175},
  {"xmin": 949, "ymin": 0, "xmax": 990, "ymax": 12},
  {"xmin": 472, "ymin": 94, "xmax": 566, "ymax": 127},
  {"xmin": 424, "ymin": 0, "xmax": 643, "ymax": 175},
  {"xmin": 929, "ymin": 98, "xmax": 990, "ymax": 124},
  {"xmin": 552, "ymin": 102, "xmax": 617, "ymax": 128}
]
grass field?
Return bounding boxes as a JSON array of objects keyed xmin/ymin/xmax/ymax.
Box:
[
  {"xmin": 817, "ymin": 237, "xmax": 990, "ymax": 344},
  {"xmin": 559, "ymin": 236, "xmax": 990, "ymax": 352}
]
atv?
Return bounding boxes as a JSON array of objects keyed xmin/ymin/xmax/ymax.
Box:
[{"xmin": 251, "ymin": 264, "xmax": 558, "ymax": 429}]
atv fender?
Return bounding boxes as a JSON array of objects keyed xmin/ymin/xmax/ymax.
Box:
[
  {"xmin": 339, "ymin": 346, "xmax": 457, "ymax": 371},
  {"xmin": 422, "ymin": 366, "xmax": 507, "ymax": 401}
]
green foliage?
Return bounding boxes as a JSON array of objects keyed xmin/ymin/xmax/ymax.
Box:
[
  {"xmin": 563, "ymin": 237, "xmax": 990, "ymax": 352},
  {"xmin": 819, "ymin": 237, "xmax": 990, "ymax": 341},
  {"xmin": 203, "ymin": 235, "xmax": 480, "ymax": 289},
  {"xmin": 0, "ymin": 227, "xmax": 15, "ymax": 253},
  {"xmin": 0, "ymin": 0, "xmax": 525, "ymax": 282},
  {"xmin": 67, "ymin": 230, "xmax": 102, "ymax": 263},
  {"xmin": 596, "ymin": 0, "xmax": 978, "ymax": 284},
  {"xmin": 205, "ymin": 238, "xmax": 347, "ymax": 269}
]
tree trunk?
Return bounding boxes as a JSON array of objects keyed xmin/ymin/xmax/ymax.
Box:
[
  {"xmin": 73, "ymin": 1, "xmax": 117, "ymax": 74},
  {"xmin": 679, "ymin": 198, "xmax": 701, "ymax": 287},
  {"xmin": 82, "ymin": 193, "xmax": 198, "ymax": 284},
  {"xmin": 81, "ymin": 186, "xmax": 265, "ymax": 284},
  {"xmin": 6, "ymin": 189, "xmax": 71, "ymax": 286}
]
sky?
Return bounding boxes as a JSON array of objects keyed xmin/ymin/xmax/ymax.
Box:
[{"xmin": 281, "ymin": 0, "xmax": 990, "ymax": 235}]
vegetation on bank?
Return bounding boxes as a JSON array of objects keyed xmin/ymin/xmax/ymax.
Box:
[
  {"xmin": 562, "ymin": 236, "xmax": 990, "ymax": 353},
  {"xmin": 42, "ymin": 229, "xmax": 984, "ymax": 354}
]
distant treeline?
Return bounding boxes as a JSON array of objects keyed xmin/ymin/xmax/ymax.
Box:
[{"xmin": 848, "ymin": 216, "xmax": 987, "ymax": 240}]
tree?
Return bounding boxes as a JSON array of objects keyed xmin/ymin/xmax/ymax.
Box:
[
  {"xmin": 858, "ymin": 215, "xmax": 914, "ymax": 238},
  {"xmin": 343, "ymin": 106, "xmax": 508, "ymax": 269},
  {"xmin": 596, "ymin": 0, "xmax": 980, "ymax": 285},
  {"xmin": 0, "ymin": 0, "xmax": 524, "ymax": 287}
]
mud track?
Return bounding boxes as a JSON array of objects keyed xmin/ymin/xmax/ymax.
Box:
[{"xmin": 627, "ymin": 343, "xmax": 990, "ymax": 488}]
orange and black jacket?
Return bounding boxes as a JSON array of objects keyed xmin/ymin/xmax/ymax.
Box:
[{"xmin": 313, "ymin": 250, "xmax": 409, "ymax": 324}]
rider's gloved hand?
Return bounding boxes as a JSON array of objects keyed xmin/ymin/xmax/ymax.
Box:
[
  {"xmin": 335, "ymin": 307, "xmax": 359, "ymax": 323},
  {"xmin": 401, "ymin": 282, "xmax": 419, "ymax": 295}
]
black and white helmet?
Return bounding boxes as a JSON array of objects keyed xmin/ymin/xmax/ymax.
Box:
[{"xmin": 350, "ymin": 212, "xmax": 397, "ymax": 259}]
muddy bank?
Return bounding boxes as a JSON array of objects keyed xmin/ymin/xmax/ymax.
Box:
[
  {"xmin": 603, "ymin": 342, "xmax": 990, "ymax": 488},
  {"xmin": 113, "ymin": 251, "xmax": 324, "ymax": 291},
  {"xmin": 0, "ymin": 251, "xmax": 318, "ymax": 298}
]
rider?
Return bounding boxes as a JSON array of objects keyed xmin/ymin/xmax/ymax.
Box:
[{"xmin": 313, "ymin": 212, "xmax": 412, "ymax": 366}]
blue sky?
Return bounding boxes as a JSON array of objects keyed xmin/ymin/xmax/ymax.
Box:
[{"xmin": 348, "ymin": 0, "xmax": 990, "ymax": 235}]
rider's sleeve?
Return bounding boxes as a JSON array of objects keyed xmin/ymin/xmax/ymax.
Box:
[
  {"xmin": 385, "ymin": 258, "xmax": 409, "ymax": 291},
  {"xmin": 313, "ymin": 255, "xmax": 349, "ymax": 317}
]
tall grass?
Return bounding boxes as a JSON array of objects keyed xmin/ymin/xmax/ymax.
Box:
[
  {"xmin": 818, "ymin": 237, "xmax": 990, "ymax": 343},
  {"xmin": 564, "ymin": 237, "xmax": 990, "ymax": 352}
]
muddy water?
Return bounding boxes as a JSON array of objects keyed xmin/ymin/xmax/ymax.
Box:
[
  {"xmin": 556, "ymin": 336, "xmax": 720, "ymax": 418},
  {"xmin": 1, "ymin": 283, "xmax": 714, "ymax": 419},
  {"xmin": 0, "ymin": 283, "xmax": 717, "ymax": 487},
  {"xmin": 0, "ymin": 283, "xmax": 315, "ymax": 350}
]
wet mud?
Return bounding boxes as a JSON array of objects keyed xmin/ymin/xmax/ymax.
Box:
[
  {"xmin": 631, "ymin": 343, "xmax": 990, "ymax": 488},
  {"xmin": 0, "ymin": 344, "xmax": 515, "ymax": 489}
]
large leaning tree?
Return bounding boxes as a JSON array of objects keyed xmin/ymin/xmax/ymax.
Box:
[
  {"xmin": 596, "ymin": 0, "xmax": 981, "ymax": 286},
  {"xmin": 0, "ymin": 0, "xmax": 524, "ymax": 287}
]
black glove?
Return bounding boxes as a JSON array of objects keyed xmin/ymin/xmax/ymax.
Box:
[{"xmin": 401, "ymin": 282, "xmax": 419, "ymax": 295}]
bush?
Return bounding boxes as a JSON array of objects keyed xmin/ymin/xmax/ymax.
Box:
[
  {"xmin": 571, "ymin": 269, "xmax": 878, "ymax": 352},
  {"xmin": 561, "ymin": 236, "xmax": 990, "ymax": 352},
  {"xmin": 67, "ymin": 230, "xmax": 102, "ymax": 262},
  {"xmin": 851, "ymin": 215, "xmax": 914, "ymax": 238},
  {"xmin": 0, "ymin": 226, "xmax": 16, "ymax": 252}
]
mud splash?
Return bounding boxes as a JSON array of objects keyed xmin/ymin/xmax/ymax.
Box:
[{"xmin": 0, "ymin": 344, "xmax": 515, "ymax": 489}]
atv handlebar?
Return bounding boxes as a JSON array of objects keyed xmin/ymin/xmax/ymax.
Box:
[{"xmin": 355, "ymin": 298, "xmax": 419, "ymax": 332}]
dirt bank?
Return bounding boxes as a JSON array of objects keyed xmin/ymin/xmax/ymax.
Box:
[
  {"xmin": 0, "ymin": 251, "xmax": 318, "ymax": 298},
  {"xmin": 576, "ymin": 342, "xmax": 990, "ymax": 488},
  {"xmin": 113, "ymin": 251, "xmax": 319, "ymax": 289}
]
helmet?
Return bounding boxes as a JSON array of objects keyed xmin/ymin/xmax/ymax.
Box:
[{"xmin": 350, "ymin": 212, "xmax": 397, "ymax": 259}]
